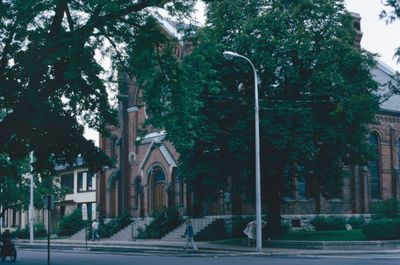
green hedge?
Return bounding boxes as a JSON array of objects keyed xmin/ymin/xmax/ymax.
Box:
[
  {"xmin": 137, "ymin": 207, "xmax": 182, "ymax": 239},
  {"xmin": 95, "ymin": 213, "xmax": 131, "ymax": 239},
  {"xmin": 362, "ymin": 218, "xmax": 400, "ymax": 240},
  {"xmin": 370, "ymin": 198, "xmax": 400, "ymax": 219},
  {"xmin": 57, "ymin": 208, "xmax": 85, "ymax": 237},
  {"xmin": 347, "ymin": 216, "xmax": 365, "ymax": 229},
  {"xmin": 13, "ymin": 223, "xmax": 47, "ymax": 239},
  {"xmin": 310, "ymin": 216, "xmax": 346, "ymax": 231}
]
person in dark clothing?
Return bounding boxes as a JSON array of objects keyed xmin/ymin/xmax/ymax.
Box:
[
  {"xmin": 1, "ymin": 229, "xmax": 16, "ymax": 261},
  {"xmin": 183, "ymin": 219, "xmax": 198, "ymax": 252},
  {"xmin": 1, "ymin": 230, "xmax": 12, "ymax": 245}
]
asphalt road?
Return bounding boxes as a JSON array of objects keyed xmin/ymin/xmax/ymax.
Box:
[{"xmin": 11, "ymin": 249, "xmax": 400, "ymax": 265}]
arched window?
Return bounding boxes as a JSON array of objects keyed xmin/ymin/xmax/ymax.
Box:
[
  {"xmin": 297, "ymin": 176, "xmax": 307, "ymax": 199},
  {"xmin": 152, "ymin": 166, "xmax": 166, "ymax": 183},
  {"xmin": 398, "ymin": 138, "xmax": 400, "ymax": 171},
  {"xmin": 369, "ymin": 132, "xmax": 381, "ymax": 199},
  {"xmin": 133, "ymin": 176, "xmax": 142, "ymax": 209},
  {"xmin": 296, "ymin": 165, "xmax": 308, "ymax": 199}
]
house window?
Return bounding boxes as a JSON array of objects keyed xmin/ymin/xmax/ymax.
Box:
[
  {"xmin": 78, "ymin": 172, "xmax": 84, "ymax": 192},
  {"xmin": 369, "ymin": 132, "xmax": 381, "ymax": 199},
  {"xmin": 61, "ymin": 174, "xmax": 74, "ymax": 194},
  {"xmin": 12, "ymin": 210, "xmax": 16, "ymax": 227},
  {"xmin": 87, "ymin": 172, "xmax": 94, "ymax": 191},
  {"xmin": 87, "ymin": 203, "xmax": 92, "ymax": 221}
]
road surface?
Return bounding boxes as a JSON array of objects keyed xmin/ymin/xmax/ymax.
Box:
[{"xmin": 13, "ymin": 249, "xmax": 400, "ymax": 265}]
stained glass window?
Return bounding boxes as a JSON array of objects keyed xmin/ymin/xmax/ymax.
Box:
[{"xmin": 369, "ymin": 133, "xmax": 380, "ymax": 199}]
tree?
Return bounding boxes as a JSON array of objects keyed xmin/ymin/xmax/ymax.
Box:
[
  {"xmin": 0, "ymin": 0, "xmax": 194, "ymax": 219},
  {"xmin": 0, "ymin": 1, "xmax": 195, "ymax": 212},
  {"xmin": 381, "ymin": 0, "xmax": 400, "ymax": 26},
  {"xmin": 132, "ymin": 0, "xmax": 380, "ymax": 237},
  {"xmin": 0, "ymin": 154, "xmax": 65, "ymax": 219},
  {"xmin": 0, "ymin": 1, "xmax": 196, "ymax": 171},
  {"xmin": 0, "ymin": 155, "xmax": 30, "ymax": 217}
]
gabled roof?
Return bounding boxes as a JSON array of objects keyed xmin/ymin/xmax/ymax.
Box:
[
  {"xmin": 137, "ymin": 130, "xmax": 166, "ymax": 144},
  {"xmin": 139, "ymin": 140, "xmax": 177, "ymax": 170},
  {"xmin": 150, "ymin": 8, "xmax": 183, "ymax": 41},
  {"xmin": 54, "ymin": 156, "xmax": 85, "ymax": 171},
  {"xmin": 159, "ymin": 144, "xmax": 177, "ymax": 167},
  {"xmin": 373, "ymin": 59, "xmax": 400, "ymax": 112}
]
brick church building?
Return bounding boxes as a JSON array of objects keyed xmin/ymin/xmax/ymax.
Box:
[{"xmin": 97, "ymin": 12, "xmax": 400, "ymax": 222}]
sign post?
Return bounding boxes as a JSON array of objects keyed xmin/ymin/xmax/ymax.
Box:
[
  {"xmin": 29, "ymin": 152, "xmax": 34, "ymax": 244},
  {"xmin": 43, "ymin": 194, "xmax": 54, "ymax": 265}
]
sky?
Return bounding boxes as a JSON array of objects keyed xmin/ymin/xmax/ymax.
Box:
[
  {"xmin": 344, "ymin": 0, "xmax": 400, "ymax": 71},
  {"xmin": 192, "ymin": 0, "xmax": 400, "ymax": 71},
  {"xmin": 85, "ymin": 0, "xmax": 400, "ymax": 145}
]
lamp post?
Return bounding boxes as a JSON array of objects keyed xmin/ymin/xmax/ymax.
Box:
[{"xmin": 223, "ymin": 51, "xmax": 262, "ymax": 252}]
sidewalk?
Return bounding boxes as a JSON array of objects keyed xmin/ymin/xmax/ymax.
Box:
[{"xmin": 14, "ymin": 238, "xmax": 400, "ymax": 256}]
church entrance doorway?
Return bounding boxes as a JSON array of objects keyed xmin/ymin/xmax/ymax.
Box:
[{"xmin": 149, "ymin": 166, "xmax": 166, "ymax": 215}]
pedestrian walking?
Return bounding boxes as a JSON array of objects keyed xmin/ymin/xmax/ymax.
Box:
[
  {"xmin": 92, "ymin": 219, "xmax": 100, "ymax": 241},
  {"xmin": 183, "ymin": 219, "xmax": 198, "ymax": 252}
]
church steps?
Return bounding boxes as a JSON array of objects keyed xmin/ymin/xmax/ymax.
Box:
[{"xmin": 161, "ymin": 217, "xmax": 217, "ymax": 241}]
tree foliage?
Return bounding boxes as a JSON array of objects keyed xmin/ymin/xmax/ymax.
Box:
[
  {"xmin": 131, "ymin": 0, "xmax": 380, "ymax": 237},
  {"xmin": 0, "ymin": 0, "xmax": 195, "ymax": 173},
  {"xmin": 0, "ymin": 0, "xmax": 196, "ymax": 217},
  {"xmin": 0, "ymin": 155, "xmax": 30, "ymax": 215},
  {"xmin": 0, "ymin": 154, "xmax": 65, "ymax": 219}
]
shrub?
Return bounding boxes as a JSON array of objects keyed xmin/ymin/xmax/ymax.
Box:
[
  {"xmin": 195, "ymin": 219, "xmax": 225, "ymax": 241},
  {"xmin": 347, "ymin": 216, "xmax": 365, "ymax": 229},
  {"xmin": 34, "ymin": 223, "xmax": 48, "ymax": 237},
  {"xmin": 13, "ymin": 223, "xmax": 47, "ymax": 239},
  {"xmin": 310, "ymin": 216, "xmax": 346, "ymax": 231},
  {"xmin": 57, "ymin": 208, "xmax": 85, "ymax": 237},
  {"xmin": 362, "ymin": 218, "xmax": 400, "ymax": 240},
  {"xmin": 370, "ymin": 198, "xmax": 400, "ymax": 219},
  {"xmin": 96, "ymin": 213, "xmax": 131, "ymax": 238},
  {"xmin": 137, "ymin": 207, "xmax": 182, "ymax": 239}
]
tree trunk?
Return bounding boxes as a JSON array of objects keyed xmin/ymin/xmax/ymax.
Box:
[{"xmin": 266, "ymin": 187, "xmax": 282, "ymax": 239}]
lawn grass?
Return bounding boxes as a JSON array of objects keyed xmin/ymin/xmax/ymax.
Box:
[
  {"xmin": 211, "ymin": 238, "xmax": 244, "ymax": 245},
  {"xmin": 211, "ymin": 229, "xmax": 367, "ymax": 245},
  {"xmin": 278, "ymin": 229, "xmax": 367, "ymax": 241}
]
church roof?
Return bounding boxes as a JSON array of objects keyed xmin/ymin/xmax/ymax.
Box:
[
  {"xmin": 137, "ymin": 130, "xmax": 166, "ymax": 144},
  {"xmin": 138, "ymin": 132, "xmax": 177, "ymax": 170},
  {"xmin": 374, "ymin": 59, "xmax": 400, "ymax": 112}
]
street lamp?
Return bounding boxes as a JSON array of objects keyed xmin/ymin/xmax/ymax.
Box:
[{"xmin": 223, "ymin": 51, "xmax": 262, "ymax": 252}]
